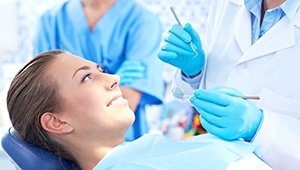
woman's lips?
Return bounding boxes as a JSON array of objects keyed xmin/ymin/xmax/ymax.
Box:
[{"xmin": 107, "ymin": 96, "xmax": 128, "ymax": 106}]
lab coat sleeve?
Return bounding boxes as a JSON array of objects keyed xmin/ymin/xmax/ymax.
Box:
[
  {"xmin": 171, "ymin": 50, "xmax": 208, "ymax": 96},
  {"xmin": 172, "ymin": 69, "xmax": 202, "ymax": 93},
  {"xmin": 253, "ymin": 89, "xmax": 300, "ymax": 169}
]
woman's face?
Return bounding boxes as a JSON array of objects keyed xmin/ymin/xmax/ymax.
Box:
[{"xmin": 48, "ymin": 53, "xmax": 135, "ymax": 138}]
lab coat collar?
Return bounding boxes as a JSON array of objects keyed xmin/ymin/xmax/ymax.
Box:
[
  {"xmin": 233, "ymin": 5, "xmax": 252, "ymax": 54},
  {"xmin": 291, "ymin": 5, "xmax": 300, "ymax": 28},
  {"xmin": 234, "ymin": 5, "xmax": 296, "ymax": 64}
]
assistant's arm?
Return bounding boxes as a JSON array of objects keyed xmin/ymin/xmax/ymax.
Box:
[{"xmin": 120, "ymin": 9, "xmax": 164, "ymax": 108}]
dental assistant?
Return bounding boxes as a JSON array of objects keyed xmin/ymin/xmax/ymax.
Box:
[
  {"xmin": 158, "ymin": 0, "xmax": 300, "ymax": 169},
  {"xmin": 33, "ymin": 0, "xmax": 164, "ymax": 141}
]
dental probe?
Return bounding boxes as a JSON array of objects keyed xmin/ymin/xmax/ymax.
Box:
[{"xmin": 170, "ymin": 6, "xmax": 198, "ymax": 57}]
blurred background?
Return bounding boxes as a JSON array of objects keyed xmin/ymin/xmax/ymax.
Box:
[{"xmin": 0, "ymin": 0, "xmax": 210, "ymax": 168}]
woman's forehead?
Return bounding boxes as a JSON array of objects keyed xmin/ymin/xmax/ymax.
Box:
[
  {"xmin": 44, "ymin": 53, "xmax": 77, "ymax": 76},
  {"xmin": 50, "ymin": 53, "xmax": 88, "ymax": 69},
  {"xmin": 47, "ymin": 53, "xmax": 95, "ymax": 80}
]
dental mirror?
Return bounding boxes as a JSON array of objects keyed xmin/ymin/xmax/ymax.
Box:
[{"xmin": 172, "ymin": 87, "xmax": 193, "ymax": 100}]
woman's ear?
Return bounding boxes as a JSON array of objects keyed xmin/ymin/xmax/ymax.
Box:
[{"xmin": 40, "ymin": 112, "xmax": 73, "ymax": 134}]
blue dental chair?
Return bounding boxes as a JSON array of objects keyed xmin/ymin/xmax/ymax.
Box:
[{"xmin": 1, "ymin": 127, "xmax": 81, "ymax": 170}]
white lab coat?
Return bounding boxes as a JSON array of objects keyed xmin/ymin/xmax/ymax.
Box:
[{"xmin": 174, "ymin": 0, "xmax": 300, "ymax": 169}]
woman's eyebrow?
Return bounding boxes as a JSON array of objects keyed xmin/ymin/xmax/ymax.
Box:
[{"xmin": 72, "ymin": 66, "xmax": 90, "ymax": 78}]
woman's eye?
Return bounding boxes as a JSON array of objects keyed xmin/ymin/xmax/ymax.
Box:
[
  {"xmin": 82, "ymin": 73, "xmax": 92, "ymax": 82},
  {"xmin": 99, "ymin": 65, "xmax": 107, "ymax": 73}
]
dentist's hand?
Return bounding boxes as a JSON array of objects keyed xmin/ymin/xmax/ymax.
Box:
[
  {"xmin": 116, "ymin": 60, "xmax": 145, "ymax": 86},
  {"xmin": 158, "ymin": 23, "xmax": 205, "ymax": 77},
  {"xmin": 190, "ymin": 86, "xmax": 263, "ymax": 141}
]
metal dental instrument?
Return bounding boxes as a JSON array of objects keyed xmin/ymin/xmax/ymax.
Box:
[
  {"xmin": 172, "ymin": 87, "xmax": 191, "ymax": 100},
  {"xmin": 172, "ymin": 87, "xmax": 260, "ymax": 100},
  {"xmin": 170, "ymin": 6, "xmax": 198, "ymax": 58}
]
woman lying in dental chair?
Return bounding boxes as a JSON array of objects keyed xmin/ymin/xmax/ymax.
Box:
[{"xmin": 6, "ymin": 50, "xmax": 271, "ymax": 170}]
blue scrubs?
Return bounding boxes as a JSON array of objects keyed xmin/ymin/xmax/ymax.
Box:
[
  {"xmin": 33, "ymin": 0, "xmax": 164, "ymax": 141},
  {"xmin": 94, "ymin": 133, "xmax": 258, "ymax": 169}
]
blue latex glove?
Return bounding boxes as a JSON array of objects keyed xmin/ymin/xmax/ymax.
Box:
[
  {"xmin": 189, "ymin": 86, "xmax": 263, "ymax": 141},
  {"xmin": 116, "ymin": 60, "xmax": 145, "ymax": 86},
  {"xmin": 158, "ymin": 23, "xmax": 205, "ymax": 76}
]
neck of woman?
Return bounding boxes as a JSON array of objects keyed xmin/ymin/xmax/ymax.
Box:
[{"xmin": 66, "ymin": 135, "xmax": 125, "ymax": 170}]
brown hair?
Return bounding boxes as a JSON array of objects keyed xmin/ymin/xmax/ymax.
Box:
[{"xmin": 6, "ymin": 50, "xmax": 77, "ymax": 165}]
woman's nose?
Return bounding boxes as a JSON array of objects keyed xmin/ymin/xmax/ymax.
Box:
[{"xmin": 106, "ymin": 74, "xmax": 120, "ymax": 90}]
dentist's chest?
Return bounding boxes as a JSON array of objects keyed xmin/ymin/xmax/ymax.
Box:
[{"xmin": 204, "ymin": 10, "xmax": 300, "ymax": 99}]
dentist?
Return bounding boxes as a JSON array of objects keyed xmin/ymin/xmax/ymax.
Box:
[{"xmin": 158, "ymin": 0, "xmax": 300, "ymax": 169}]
